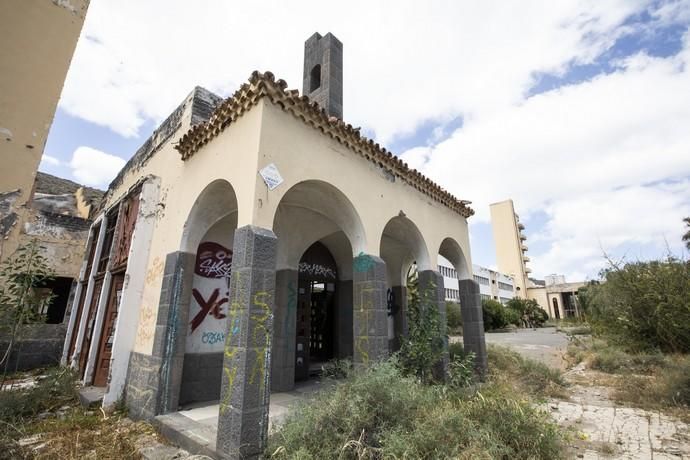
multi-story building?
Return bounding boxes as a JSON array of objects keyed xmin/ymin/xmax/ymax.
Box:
[
  {"xmin": 438, "ymin": 256, "xmax": 515, "ymax": 304},
  {"xmin": 490, "ymin": 199, "xmax": 530, "ymax": 298},
  {"xmin": 490, "ymin": 199, "xmax": 585, "ymax": 319}
]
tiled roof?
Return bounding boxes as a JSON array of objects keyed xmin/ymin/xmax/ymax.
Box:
[{"xmin": 175, "ymin": 71, "xmax": 474, "ymax": 218}]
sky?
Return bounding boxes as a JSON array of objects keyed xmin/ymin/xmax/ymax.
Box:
[{"xmin": 41, "ymin": 0, "xmax": 690, "ymax": 281}]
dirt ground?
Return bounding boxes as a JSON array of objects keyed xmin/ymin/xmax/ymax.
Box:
[{"xmin": 482, "ymin": 328, "xmax": 690, "ymax": 459}]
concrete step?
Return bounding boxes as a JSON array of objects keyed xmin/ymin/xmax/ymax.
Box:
[{"xmin": 153, "ymin": 412, "xmax": 218, "ymax": 459}]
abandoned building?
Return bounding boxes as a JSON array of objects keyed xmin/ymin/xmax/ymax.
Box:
[
  {"xmin": 0, "ymin": 0, "xmax": 93, "ymax": 370},
  {"xmin": 60, "ymin": 32, "xmax": 487, "ymax": 458}
]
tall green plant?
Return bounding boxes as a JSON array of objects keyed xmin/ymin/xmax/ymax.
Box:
[
  {"xmin": 588, "ymin": 257, "xmax": 690, "ymax": 353},
  {"xmin": 0, "ymin": 239, "xmax": 54, "ymax": 386},
  {"xmin": 398, "ymin": 267, "xmax": 444, "ymax": 384},
  {"xmin": 683, "ymin": 217, "xmax": 690, "ymax": 251}
]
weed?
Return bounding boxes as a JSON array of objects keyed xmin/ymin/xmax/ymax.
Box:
[
  {"xmin": 488, "ymin": 345, "xmax": 567, "ymax": 399},
  {"xmin": 268, "ymin": 360, "xmax": 564, "ymax": 459}
]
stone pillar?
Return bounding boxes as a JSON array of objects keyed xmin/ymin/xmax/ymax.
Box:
[
  {"xmin": 352, "ymin": 254, "xmax": 388, "ymax": 365},
  {"xmin": 418, "ymin": 270, "xmax": 448, "ymax": 379},
  {"xmin": 217, "ymin": 226, "xmax": 277, "ymax": 460},
  {"xmin": 125, "ymin": 250, "xmax": 195, "ymax": 419},
  {"xmin": 458, "ymin": 279, "xmax": 488, "ymax": 377},
  {"xmin": 391, "ymin": 285, "xmax": 407, "ymax": 352},
  {"xmin": 271, "ymin": 269, "xmax": 297, "ymax": 392},
  {"xmin": 336, "ymin": 279, "xmax": 353, "ymax": 359}
]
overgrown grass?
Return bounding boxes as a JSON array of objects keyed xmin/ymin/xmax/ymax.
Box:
[
  {"xmin": 0, "ymin": 366, "xmax": 154, "ymax": 459},
  {"xmin": 487, "ymin": 344, "xmax": 567, "ymax": 399},
  {"xmin": 269, "ymin": 351, "xmax": 566, "ymax": 459},
  {"xmin": 567, "ymin": 337, "xmax": 690, "ymax": 414}
]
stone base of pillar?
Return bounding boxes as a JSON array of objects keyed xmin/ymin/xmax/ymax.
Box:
[
  {"xmin": 352, "ymin": 254, "xmax": 388, "ymax": 365},
  {"xmin": 458, "ymin": 279, "xmax": 488, "ymax": 377},
  {"xmin": 271, "ymin": 269, "xmax": 297, "ymax": 392}
]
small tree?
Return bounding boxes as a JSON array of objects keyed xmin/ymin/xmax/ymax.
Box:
[
  {"xmin": 398, "ymin": 267, "xmax": 444, "ymax": 384},
  {"xmin": 683, "ymin": 217, "xmax": 690, "ymax": 251},
  {"xmin": 0, "ymin": 239, "xmax": 54, "ymax": 386}
]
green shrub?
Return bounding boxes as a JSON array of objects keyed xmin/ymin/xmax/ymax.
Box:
[
  {"xmin": 482, "ymin": 299, "xmax": 510, "ymax": 330},
  {"xmin": 448, "ymin": 341, "xmax": 465, "ymax": 360},
  {"xmin": 321, "ymin": 359, "xmax": 352, "ymax": 380},
  {"xmin": 446, "ymin": 301, "xmax": 462, "ymax": 333},
  {"xmin": 589, "ymin": 347, "xmax": 666, "ymax": 374},
  {"xmin": 506, "ymin": 298, "xmax": 549, "ymax": 327},
  {"xmin": 587, "ymin": 258, "xmax": 690, "ymax": 353},
  {"xmin": 268, "ymin": 360, "xmax": 563, "ymax": 459},
  {"xmin": 398, "ymin": 272, "xmax": 444, "ymax": 383}
]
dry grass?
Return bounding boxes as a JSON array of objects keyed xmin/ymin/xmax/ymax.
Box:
[
  {"xmin": 0, "ymin": 367, "xmax": 159, "ymax": 459},
  {"xmin": 11, "ymin": 410, "xmax": 157, "ymax": 460},
  {"xmin": 566, "ymin": 337, "xmax": 690, "ymax": 421}
]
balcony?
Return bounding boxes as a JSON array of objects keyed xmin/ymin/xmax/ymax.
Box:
[
  {"xmin": 524, "ymin": 267, "xmax": 532, "ymax": 273},
  {"xmin": 520, "ymin": 233, "xmax": 527, "ymax": 241},
  {"xmin": 517, "ymin": 222, "xmax": 525, "ymax": 230},
  {"xmin": 523, "ymin": 255, "xmax": 530, "ymax": 263},
  {"xmin": 521, "ymin": 243, "xmax": 528, "ymax": 252}
]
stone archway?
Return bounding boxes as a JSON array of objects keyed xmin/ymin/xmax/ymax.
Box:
[
  {"xmin": 379, "ymin": 215, "xmax": 432, "ymax": 351},
  {"xmin": 438, "ymin": 237, "xmax": 487, "ymax": 376},
  {"xmin": 270, "ymin": 180, "xmax": 364, "ymax": 390}
]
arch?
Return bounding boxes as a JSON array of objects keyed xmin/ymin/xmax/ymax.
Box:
[
  {"xmin": 310, "ymin": 64, "xmax": 321, "ymax": 92},
  {"xmin": 379, "ymin": 215, "xmax": 432, "ymax": 286},
  {"xmin": 272, "ymin": 180, "xmax": 366, "ymax": 269},
  {"xmin": 438, "ymin": 237, "xmax": 471, "ymax": 280},
  {"xmin": 179, "ymin": 179, "xmax": 238, "ymax": 253}
]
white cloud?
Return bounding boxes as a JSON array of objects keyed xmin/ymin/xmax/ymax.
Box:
[
  {"xmin": 60, "ymin": 0, "xmax": 648, "ymax": 140},
  {"xmin": 69, "ymin": 146, "xmax": 126, "ymax": 187},
  {"xmin": 408, "ymin": 31, "xmax": 690, "ymax": 280},
  {"xmin": 39, "ymin": 155, "xmax": 60, "ymax": 167},
  {"xmin": 56, "ymin": 0, "xmax": 690, "ymax": 280}
]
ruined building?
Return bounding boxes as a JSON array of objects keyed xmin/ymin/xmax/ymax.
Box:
[
  {"xmin": 0, "ymin": 1, "xmax": 94, "ymax": 370},
  {"xmin": 61, "ymin": 33, "xmax": 487, "ymax": 459}
]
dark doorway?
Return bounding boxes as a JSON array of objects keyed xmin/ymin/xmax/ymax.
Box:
[
  {"xmin": 43, "ymin": 276, "xmax": 74, "ymax": 324},
  {"xmin": 295, "ymin": 242, "xmax": 337, "ymax": 381},
  {"xmin": 552, "ymin": 297, "xmax": 560, "ymax": 319}
]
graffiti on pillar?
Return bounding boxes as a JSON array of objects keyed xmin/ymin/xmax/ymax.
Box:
[
  {"xmin": 186, "ymin": 242, "xmax": 232, "ymax": 353},
  {"xmin": 355, "ymin": 283, "xmax": 375, "ymax": 364},
  {"xmin": 220, "ymin": 273, "xmax": 242, "ymax": 415},
  {"xmin": 353, "ymin": 252, "xmax": 375, "ymax": 273},
  {"xmin": 249, "ymin": 292, "xmax": 272, "ymax": 392}
]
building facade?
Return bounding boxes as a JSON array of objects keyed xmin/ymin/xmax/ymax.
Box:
[
  {"xmin": 0, "ymin": 0, "xmax": 95, "ymax": 370},
  {"xmin": 438, "ymin": 256, "xmax": 515, "ymax": 304},
  {"xmin": 490, "ymin": 199, "xmax": 530, "ymax": 298},
  {"xmin": 60, "ymin": 34, "xmax": 487, "ymax": 459},
  {"xmin": 490, "ymin": 200, "xmax": 586, "ymax": 319}
]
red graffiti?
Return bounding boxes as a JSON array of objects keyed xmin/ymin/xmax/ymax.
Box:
[{"xmin": 190, "ymin": 288, "xmax": 228, "ymax": 332}]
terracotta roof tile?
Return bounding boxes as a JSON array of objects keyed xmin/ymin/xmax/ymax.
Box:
[{"xmin": 175, "ymin": 71, "xmax": 474, "ymax": 218}]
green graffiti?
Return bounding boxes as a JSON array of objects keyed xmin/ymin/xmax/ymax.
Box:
[{"xmin": 353, "ymin": 252, "xmax": 375, "ymax": 273}]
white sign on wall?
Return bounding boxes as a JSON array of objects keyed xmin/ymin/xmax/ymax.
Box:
[{"xmin": 259, "ymin": 163, "xmax": 284, "ymax": 190}]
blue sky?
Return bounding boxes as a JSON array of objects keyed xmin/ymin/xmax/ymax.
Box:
[{"xmin": 40, "ymin": 0, "xmax": 690, "ymax": 281}]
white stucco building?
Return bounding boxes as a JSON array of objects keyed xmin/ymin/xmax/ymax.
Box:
[{"xmin": 438, "ymin": 256, "xmax": 515, "ymax": 304}]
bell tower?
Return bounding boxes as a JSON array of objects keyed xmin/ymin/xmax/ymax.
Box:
[{"xmin": 303, "ymin": 32, "xmax": 343, "ymax": 119}]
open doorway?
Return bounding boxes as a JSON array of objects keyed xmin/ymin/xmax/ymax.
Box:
[{"xmin": 295, "ymin": 242, "xmax": 338, "ymax": 381}]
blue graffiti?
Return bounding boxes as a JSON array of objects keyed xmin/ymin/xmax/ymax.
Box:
[{"xmin": 202, "ymin": 331, "xmax": 225, "ymax": 345}]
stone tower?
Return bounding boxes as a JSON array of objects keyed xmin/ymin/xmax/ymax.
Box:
[{"xmin": 303, "ymin": 32, "xmax": 343, "ymax": 119}]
